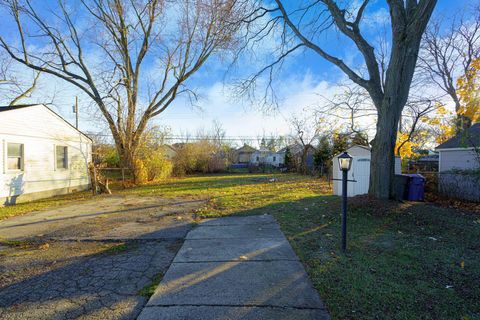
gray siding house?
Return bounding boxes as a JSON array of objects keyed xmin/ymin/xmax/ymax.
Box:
[
  {"xmin": 436, "ymin": 123, "xmax": 480, "ymax": 172},
  {"xmin": 435, "ymin": 123, "xmax": 480, "ymax": 202}
]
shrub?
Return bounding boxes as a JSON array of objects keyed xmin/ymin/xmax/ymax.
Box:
[
  {"xmin": 172, "ymin": 141, "xmax": 228, "ymax": 176},
  {"xmin": 143, "ymin": 153, "xmax": 173, "ymax": 181},
  {"xmin": 133, "ymin": 159, "xmax": 148, "ymax": 184}
]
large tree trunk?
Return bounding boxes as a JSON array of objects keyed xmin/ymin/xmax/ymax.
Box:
[
  {"xmin": 110, "ymin": 115, "xmax": 150, "ymax": 184},
  {"xmin": 370, "ymin": 102, "xmax": 402, "ymax": 199},
  {"xmin": 113, "ymin": 135, "xmax": 142, "ymax": 184}
]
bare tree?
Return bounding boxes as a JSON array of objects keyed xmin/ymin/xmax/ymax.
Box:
[
  {"xmin": 396, "ymin": 97, "xmax": 438, "ymax": 156},
  {"xmin": 315, "ymin": 84, "xmax": 375, "ymax": 143},
  {"xmin": 0, "ymin": 51, "xmax": 40, "ymax": 105},
  {"xmin": 242, "ymin": 0, "xmax": 437, "ymax": 199},
  {"xmin": 419, "ymin": 5, "xmax": 480, "ymax": 132},
  {"xmin": 289, "ymin": 114, "xmax": 322, "ymax": 174},
  {"xmin": 0, "ymin": 0, "xmax": 245, "ymax": 182}
]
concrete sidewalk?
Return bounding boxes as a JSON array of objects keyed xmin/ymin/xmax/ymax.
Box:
[{"xmin": 137, "ymin": 215, "xmax": 330, "ymax": 320}]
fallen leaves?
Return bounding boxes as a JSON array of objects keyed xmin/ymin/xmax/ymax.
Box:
[{"xmin": 38, "ymin": 243, "xmax": 50, "ymax": 250}]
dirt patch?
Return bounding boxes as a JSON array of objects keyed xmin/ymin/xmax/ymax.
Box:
[{"xmin": 0, "ymin": 195, "xmax": 205, "ymax": 241}]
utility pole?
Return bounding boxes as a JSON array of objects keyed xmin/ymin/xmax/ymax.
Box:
[{"xmin": 73, "ymin": 96, "xmax": 79, "ymax": 129}]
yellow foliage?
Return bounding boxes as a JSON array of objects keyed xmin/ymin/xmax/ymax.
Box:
[
  {"xmin": 395, "ymin": 132, "xmax": 417, "ymax": 158},
  {"xmin": 457, "ymin": 58, "xmax": 480, "ymax": 124}
]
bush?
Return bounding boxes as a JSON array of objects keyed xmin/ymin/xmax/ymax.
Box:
[
  {"xmin": 92, "ymin": 144, "xmax": 120, "ymax": 167},
  {"xmin": 172, "ymin": 141, "xmax": 227, "ymax": 176},
  {"xmin": 143, "ymin": 153, "xmax": 173, "ymax": 181},
  {"xmin": 105, "ymin": 149, "xmax": 120, "ymax": 167},
  {"xmin": 133, "ymin": 159, "xmax": 148, "ymax": 184}
]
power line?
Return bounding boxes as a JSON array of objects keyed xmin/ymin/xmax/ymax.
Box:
[{"xmin": 87, "ymin": 133, "xmax": 292, "ymax": 141}]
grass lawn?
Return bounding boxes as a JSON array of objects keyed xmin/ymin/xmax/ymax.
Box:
[{"xmin": 1, "ymin": 173, "xmax": 478, "ymax": 319}]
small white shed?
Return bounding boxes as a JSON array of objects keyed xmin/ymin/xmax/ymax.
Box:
[
  {"xmin": 333, "ymin": 145, "xmax": 401, "ymax": 197},
  {"xmin": 0, "ymin": 104, "xmax": 92, "ymax": 205}
]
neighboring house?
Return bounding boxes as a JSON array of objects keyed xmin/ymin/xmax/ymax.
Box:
[
  {"xmin": 0, "ymin": 104, "xmax": 92, "ymax": 205},
  {"xmin": 159, "ymin": 144, "xmax": 177, "ymax": 160},
  {"xmin": 332, "ymin": 145, "xmax": 402, "ymax": 197},
  {"xmin": 279, "ymin": 144, "xmax": 316, "ymax": 171},
  {"xmin": 435, "ymin": 123, "xmax": 480, "ymax": 172},
  {"xmin": 250, "ymin": 147, "xmax": 285, "ymax": 167},
  {"xmin": 407, "ymin": 152, "xmax": 439, "ymax": 172},
  {"xmin": 435, "ymin": 123, "xmax": 480, "ymax": 202},
  {"xmin": 234, "ymin": 144, "xmax": 257, "ymax": 164}
]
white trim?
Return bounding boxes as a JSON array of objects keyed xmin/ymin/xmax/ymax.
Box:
[
  {"xmin": 2, "ymin": 139, "xmax": 5, "ymax": 174},
  {"xmin": 5, "ymin": 141, "xmax": 24, "ymax": 172},
  {"xmin": 54, "ymin": 144, "xmax": 69, "ymax": 170},
  {"xmin": 436, "ymin": 147, "xmax": 475, "ymax": 151}
]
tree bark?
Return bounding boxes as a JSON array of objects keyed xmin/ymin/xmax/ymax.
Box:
[{"xmin": 370, "ymin": 101, "xmax": 402, "ymax": 199}]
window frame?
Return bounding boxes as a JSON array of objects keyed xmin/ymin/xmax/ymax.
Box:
[
  {"xmin": 55, "ymin": 145, "xmax": 69, "ymax": 170},
  {"xmin": 6, "ymin": 142, "xmax": 24, "ymax": 172}
]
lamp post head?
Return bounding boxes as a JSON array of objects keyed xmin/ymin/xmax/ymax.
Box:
[{"xmin": 338, "ymin": 152, "xmax": 353, "ymax": 171}]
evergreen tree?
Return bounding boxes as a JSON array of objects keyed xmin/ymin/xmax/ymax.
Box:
[
  {"xmin": 284, "ymin": 147, "xmax": 294, "ymax": 170},
  {"xmin": 351, "ymin": 132, "xmax": 369, "ymax": 146},
  {"xmin": 314, "ymin": 136, "xmax": 332, "ymax": 175},
  {"xmin": 332, "ymin": 132, "xmax": 349, "ymax": 156}
]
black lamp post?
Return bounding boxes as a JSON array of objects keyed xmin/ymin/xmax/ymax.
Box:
[{"xmin": 338, "ymin": 152, "xmax": 353, "ymax": 253}]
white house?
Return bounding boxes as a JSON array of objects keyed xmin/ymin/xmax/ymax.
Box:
[
  {"xmin": 0, "ymin": 104, "xmax": 92, "ymax": 205},
  {"xmin": 332, "ymin": 145, "xmax": 401, "ymax": 197},
  {"xmin": 436, "ymin": 123, "xmax": 480, "ymax": 172},
  {"xmin": 250, "ymin": 148, "xmax": 285, "ymax": 167}
]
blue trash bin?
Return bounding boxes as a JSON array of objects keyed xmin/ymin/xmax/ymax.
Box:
[{"xmin": 405, "ymin": 174, "xmax": 425, "ymax": 201}]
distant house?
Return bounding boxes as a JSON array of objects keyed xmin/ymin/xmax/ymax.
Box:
[
  {"xmin": 0, "ymin": 104, "xmax": 92, "ymax": 205},
  {"xmin": 159, "ymin": 145, "xmax": 177, "ymax": 160},
  {"xmin": 234, "ymin": 144, "xmax": 257, "ymax": 164},
  {"xmin": 250, "ymin": 147, "xmax": 285, "ymax": 167},
  {"xmin": 279, "ymin": 144, "xmax": 316, "ymax": 171},
  {"xmin": 407, "ymin": 152, "xmax": 439, "ymax": 172},
  {"xmin": 435, "ymin": 123, "xmax": 480, "ymax": 172},
  {"xmin": 435, "ymin": 123, "xmax": 480, "ymax": 202}
]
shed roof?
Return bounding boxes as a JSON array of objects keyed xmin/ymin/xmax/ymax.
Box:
[
  {"xmin": 332, "ymin": 144, "xmax": 371, "ymax": 158},
  {"xmin": 436, "ymin": 123, "xmax": 480, "ymax": 150}
]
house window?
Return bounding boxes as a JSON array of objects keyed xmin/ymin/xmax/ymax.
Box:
[
  {"xmin": 256, "ymin": 156, "xmax": 259, "ymax": 161},
  {"xmin": 273, "ymin": 156, "xmax": 276, "ymax": 162},
  {"xmin": 7, "ymin": 143, "xmax": 24, "ymax": 170},
  {"xmin": 56, "ymin": 146, "xmax": 68, "ymax": 169}
]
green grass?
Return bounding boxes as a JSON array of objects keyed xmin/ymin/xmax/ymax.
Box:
[
  {"xmin": 1, "ymin": 173, "xmax": 478, "ymax": 319},
  {"xmin": 138, "ymin": 273, "xmax": 164, "ymax": 297},
  {"xmin": 103, "ymin": 243, "xmax": 129, "ymax": 255},
  {"xmin": 0, "ymin": 239, "xmax": 33, "ymax": 247}
]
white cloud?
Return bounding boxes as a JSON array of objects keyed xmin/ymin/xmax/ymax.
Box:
[{"xmin": 153, "ymin": 72, "xmax": 345, "ymax": 140}]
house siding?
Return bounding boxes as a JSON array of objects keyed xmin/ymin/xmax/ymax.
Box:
[
  {"xmin": 0, "ymin": 105, "xmax": 92, "ymax": 205},
  {"xmin": 438, "ymin": 149, "xmax": 479, "ymax": 172}
]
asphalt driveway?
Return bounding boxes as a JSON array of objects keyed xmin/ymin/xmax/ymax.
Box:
[{"xmin": 0, "ymin": 195, "xmax": 205, "ymax": 320}]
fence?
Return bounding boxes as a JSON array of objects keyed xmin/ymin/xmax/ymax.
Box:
[
  {"xmin": 97, "ymin": 167, "xmax": 133, "ymax": 188},
  {"xmin": 438, "ymin": 172, "xmax": 480, "ymax": 202}
]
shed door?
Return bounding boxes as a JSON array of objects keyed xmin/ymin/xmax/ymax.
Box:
[{"xmin": 352, "ymin": 158, "xmax": 370, "ymax": 195}]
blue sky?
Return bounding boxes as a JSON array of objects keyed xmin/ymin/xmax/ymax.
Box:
[{"xmin": 0, "ymin": 0, "xmax": 471, "ymax": 146}]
